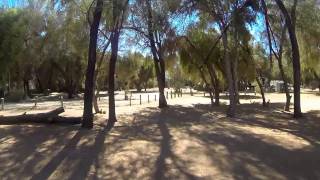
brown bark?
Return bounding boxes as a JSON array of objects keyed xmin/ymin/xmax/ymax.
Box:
[
  {"xmin": 146, "ymin": 0, "xmax": 167, "ymax": 108},
  {"xmin": 274, "ymin": 0, "xmax": 302, "ymax": 117},
  {"xmin": 313, "ymin": 71, "xmax": 320, "ymax": 92},
  {"xmin": 0, "ymin": 107, "xmax": 65, "ymax": 123},
  {"xmin": 256, "ymin": 74, "xmax": 266, "ymax": 107},
  {"xmin": 82, "ymin": 0, "xmax": 104, "ymax": 129},
  {"xmin": 277, "ymin": 25, "xmax": 291, "ymax": 111},
  {"xmin": 206, "ymin": 63, "xmax": 220, "ymax": 106},
  {"xmin": 93, "ymin": 40, "xmax": 110, "ymax": 114},
  {"xmin": 107, "ymin": 31, "xmax": 120, "ymax": 128},
  {"xmin": 199, "ymin": 68, "xmax": 214, "ymax": 107},
  {"xmin": 93, "ymin": 90, "xmax": 100, "ymax": 113},
  {"xmin": 222, "ymin": 31, "xmax": 236, "ymax": 117}
]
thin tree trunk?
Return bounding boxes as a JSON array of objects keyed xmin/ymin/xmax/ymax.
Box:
[
  {"xmin": 93, "ymin": 90, "xmax": 100, "ymax": 113},
  {"xmin": 107, "ymin": 31, "xmax": 120, "ymax": 128},
  {"xmin": 275, "ymin": 25, "xmax": 291, "ymax": 111},
  {"xmin": 199, "ymin": 68, "xmax": 214, "ymax": 107},
  {"xmin": 232, "ymin": 60, "xmax": 240, "ymax": 104},
  {"xmin": 278, "ymin": 58, "xmax": 291, "ymax": 111},
  {"xmin": 93, "ymin": 41, "xmax": 110, "ymax": 114},
  {"xmin": 7, "ymin": 72, "xmax": 10, "ymax": 94},
  {"xmin": 256, "ymin": 75, "xmax": 266, "ymax": 107},
  {"xmin": 274, "ymin": 0, "xmax": 302, "ymax": 117},
  {"xmin": 222, "ymin": 31, "xmax": 236, "ymax": 117},
  {"xmin": 313, "ymin": 71, "xmax": 320, "ymax": 92},
  {"xmin": 206, "ymin": 63, "xmax": 220, "ymax": 106},
  {"xmin": 146, "ymin": 0, "xmax": 167, "ymax": 108},
  {"xmin": 82, "ymin": 0, "xmax": 104, "ymax": 128}
]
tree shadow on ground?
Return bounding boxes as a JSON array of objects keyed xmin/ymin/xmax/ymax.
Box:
[{"xmin": 0, "ymin": 103, "xmax": 319, "ymax": 179}]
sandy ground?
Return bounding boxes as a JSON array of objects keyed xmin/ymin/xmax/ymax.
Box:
[{"xmin": 0, "ymin": 89, "xmax": 319, "ymax": 180}]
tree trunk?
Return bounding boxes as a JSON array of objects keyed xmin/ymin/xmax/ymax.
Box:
[
  {"xmin": 23, "ymin": 79, "xmax": 30, "ymax": 99},
  {"xmin": 107, "ymin": 31, "xmax": 120, "ymax": 128},
  {"xmin": 82, "ymin": 0, "xmax": 103, "ymax": 129},
  {"xmin": 256, "ymin": 75, "xmax": 266, "ymax": 107},
  {"xmin": 146, "ymin": 0, "xmax": 167, "ymax": 108},
  {"xmin": 93, "ymin": 90, "xmax": 100, "ymax": 113},
  {"xmin": 275, "ymin": 23, "xmax": 291, "ymax": 111},
  {"xmin": 274, "ymin": 0, "xmax": 302, "ymax": 117},
  {"xmin": 277, "ymin": 54, "xmax": 291, "ymax": 111},
  {"xmin": 232, "ymin": 59, "xmax": 240, "ymax": 104},
  {"xmin": 222, "ymin": 32, "xmax": 236, "ymax": 117},
  {"xmin": 313, "ymin": 71, "xmax": 320, "ymax": 92},
  {"xmin": 278, "ymin": 58, "xmax": 291, "ymax": 111},
  {"xmin": 206, "ymin": 63, "xmax": 220, "ymax": 106},
  {"xmin": 36, "ymin": 72, "xmax": 43, "ymax": 93},
  {"xmin": 0, "ymin": 107, "xmax": 64, "ymax": 123},
  {"xmin": 199, "ymin": 68, "xmax": 214, "ymax": 107}
]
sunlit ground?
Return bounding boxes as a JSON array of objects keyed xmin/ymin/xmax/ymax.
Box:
[{"xmin": 0, "ymin": 89, "xmax": 319, "ymax": 180}]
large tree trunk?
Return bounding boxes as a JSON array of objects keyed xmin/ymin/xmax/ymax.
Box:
[
  {"xmin": 107, "ymin": 30, "xmax": 121, "ymax": 128},
  {"xmin": 274, "ymin": 0, "xmax": 302, "ymax": 117},
  {"xmin": 82, "ymin": 0, "xmax": 104, "ymax": 129},
  {"xmin": 222, "ymin": 32, "xmax": 236, "ymax": 117},
  {"xmin": 0, "ymin": 107, "xmax": 64, "ymax": 123}
]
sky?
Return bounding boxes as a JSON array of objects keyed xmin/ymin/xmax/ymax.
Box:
[{"xmin": 1, "ymin": 0, "xmax": 266, "ymax": 53}]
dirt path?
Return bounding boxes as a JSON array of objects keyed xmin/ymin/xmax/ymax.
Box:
[{"xmin": 0, "ymin": 92, "xmax": 319, "ymax": 179}]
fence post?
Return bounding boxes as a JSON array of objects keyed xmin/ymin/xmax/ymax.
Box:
[
  {"xmin": 148, "ymin": 94, "xmax": 150, "ymax": 103},
  {"xmin": 140, "ymin": 95, "xmax": 142, "ymax": 105},
  {"xmin": 204, "ymin": 92, "xmax": 205, "ymax": 97},
  {"xmin": 155, "ymin": 94, "xmax": 157, "ymax": 101},
  {"xmin": 130, "ymin": 95, "xmax": 132, "ymax": 106},
  {"xmin": 60, "ymin": 95, "xmax": 64, "ymax": 107},
  {"xmin": 1, "ymin": 98, "xmax": 4, "ymax": 110}
]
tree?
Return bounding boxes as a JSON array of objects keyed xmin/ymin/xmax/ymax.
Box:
[
  {"xmin": 129, "ymin": 0, "xmax": 177, "ymax": 108},
  {"xmin": 178, "ymin": 27, "xmax": 223, "ymax": 106},
  {"xmin": 273, "ymin": 0, "xmax": 302, "ymax": 117},
  {"xmin": 82, "ymin": 0, "xmax": 104, "ymax": 129},
  {"xmin": 107, "ymin": 0, "xmax": 129, "ymax": 128}
]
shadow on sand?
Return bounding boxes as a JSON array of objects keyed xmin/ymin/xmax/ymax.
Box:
[{"xmin": 0, "ymin": 103, "xmax": 319, "ymax": 179}]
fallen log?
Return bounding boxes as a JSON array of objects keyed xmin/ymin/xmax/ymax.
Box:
[{"xmin": 0, "ymin": 107, "xmax": 80, "ymax": 125}]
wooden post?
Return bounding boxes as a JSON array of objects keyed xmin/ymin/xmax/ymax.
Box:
[
  {"xmin": 130, "ymin": 95, "xmax": 132, "ymax": 106},
  {"xmin": 148, "ymin": 94, "xmax": 150, "ymax": 103},
  {"xmin": 155, "ymin": 94, "xmax": 157, "ymax": 101},
  {"xmin": 140, "ymin": 95, "xmax": 142, "ymax": 105},
  {"xmin": 1, "ymin": 98, "xmax": 3, "ymax": 110},
  {"xmin": 204, "ymin": 92, "xmax": 205, "ymax": 97},
  {"xmin": 60, "ymin": 95, "xmax": 64, "ymax": 107}
]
